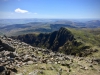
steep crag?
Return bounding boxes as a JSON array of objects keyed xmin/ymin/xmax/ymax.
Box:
[{"xmin": 11, "ymin": 27, "xmax": 97, "ymax": 56}]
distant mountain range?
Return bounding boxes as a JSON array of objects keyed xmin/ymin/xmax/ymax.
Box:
[
  {"xmin": 0, "ymin": 19, "xmax": 58, "ymax": 27},
  {"xmin": 85, "ymin": 20, "xmax": 100, "ymax": 28},
  {"xmin": 0, "ymin": 19, "xmax": 100, "ymax": 36}
]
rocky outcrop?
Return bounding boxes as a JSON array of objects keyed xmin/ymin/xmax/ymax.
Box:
[
  {"xmin": 11, "ymin": 27, "xmax": 98, "ymax": 56},
  {"xmin": 11, "ymin": 27, "xmax": 75, "ymax": 51},
  {"xmin": 0, "ymin": 36, "xmax": 75, "ymax": 74},
  {"xmin": 0, "ymin": 35, "xmax": 100, "ymax": 75}
]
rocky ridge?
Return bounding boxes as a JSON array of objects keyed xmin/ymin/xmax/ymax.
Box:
[
  {"xmin": 11, "ymin": 27, "xmax": 98, "ymax": 56},
  {"xmin": 0, "ymin": 36, "xmax": 100, "ymax": 75}
]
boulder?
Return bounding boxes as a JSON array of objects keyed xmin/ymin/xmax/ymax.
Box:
[
  {"xmin": 27, "ymin": 61, "xmax": 33, "ymax": 65},
  {"xmin": 28, "ymin": 70, "xmax": 38, "ymax": 75}
]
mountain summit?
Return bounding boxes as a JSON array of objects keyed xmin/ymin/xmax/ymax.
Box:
[{"xmin": 11, "ymin": 27, "xmax": 97, "ymax": 56}]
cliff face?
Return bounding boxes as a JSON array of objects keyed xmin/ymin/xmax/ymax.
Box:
[
  {"xmin": 11, "ymin": 27, "xmax": 97, "ymax": 56},
  {"xmin": 11, "ymin": 27, "xmax": 74, "ymax": 50},
  {"xmin": 32, "ymin": 27, "xmax": 75, "ymax": 51}
]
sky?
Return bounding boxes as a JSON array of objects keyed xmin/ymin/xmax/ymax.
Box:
[{"xmin": 0, "ymin": 0, "xmax": 100, "ymax": 19}]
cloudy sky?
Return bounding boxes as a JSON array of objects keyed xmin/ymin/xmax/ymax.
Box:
[{"xmin": 0, "ymin": 0, "xmax": 100, "ymax": 19}]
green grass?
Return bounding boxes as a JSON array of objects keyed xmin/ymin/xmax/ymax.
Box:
[
  {"xmin": 68, "ymin": 28, "xmax": 100, "ymax": 47},
  {"xmin": 16, "ymin": 64, "xmax": 59, "ymax": 75},
  {"xmin": 67, "ymin": 28, "xmax": 100, "ymax": 57},
  {"xmin": 16, "ymin": 63, "xmax": 70, "ymax": 75},
  {"xmin": 40, "ymin": 25, "xmax": 51, "ymax": 29},
  {"xmin": 16, "ymin": 60, "xmax": 100, "ymax": 75}
]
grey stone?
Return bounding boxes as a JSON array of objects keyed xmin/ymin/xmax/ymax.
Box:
[
  {"xmin": 27, "ymin": 61, "xmax": 33, "ymax": 65},
  {"xmin": 28, "ymin": 70, "xmax": 38, "ymax": 75}
]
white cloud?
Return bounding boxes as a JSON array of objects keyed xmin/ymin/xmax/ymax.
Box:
[{"xmin": 15, "ymin": 8, "xmax": 28, "ymax": 13}]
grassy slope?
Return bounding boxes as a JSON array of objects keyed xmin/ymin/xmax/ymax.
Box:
[
  {"xmin": 68, "ymin": 28, "xmax": 100, "ymax": 57},
  {"xmin": 16, "ymin": 61, "xmax": 100, "ymax": 75}
]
